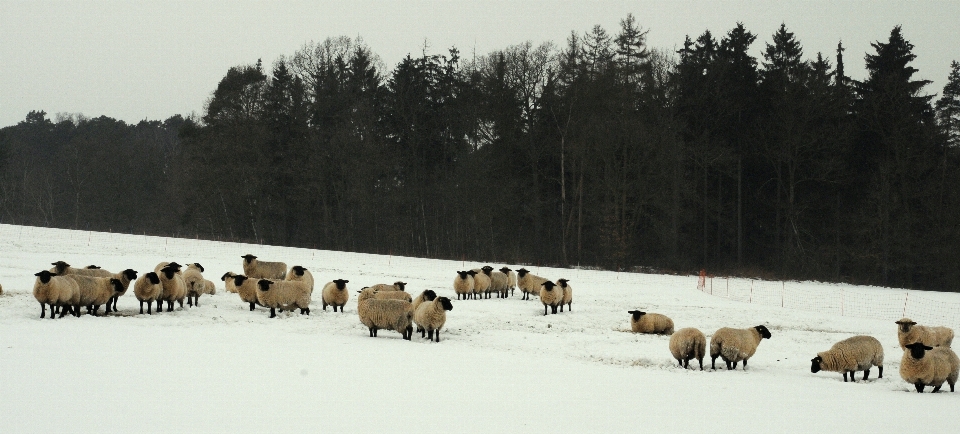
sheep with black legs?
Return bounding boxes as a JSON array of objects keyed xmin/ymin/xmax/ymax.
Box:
[
  {"xmin": 896, "ymin": 318, "xmax": 953, "ymax": 349},
  {"xmin": 107, "ymin": 269, "xmax": 138, "ymax": 313},
  {"xmin": 470, "ymin": 269, "xmax": 491, "ymax": 299},
  {"xmin": 810, "ymin": 335, "xmax": 884, "ymax": 382},
  {"xmin": 669, "ymin": 328, "xmax": 707, "ymax": 370},
  {"xmin": 412, "ymin": 289, "xmax": 437, "ymax": 334},
  {"xmin": 628, "ymin": 311, "xmax": 674, "ymax": 335},
  {"xmin": 285, "ymin": 265, "xmax": 314, "ymax": 294},
  {"xmin": 182, "ymin": 263, "xmax": 206, "ymax": 307},
  {"xmin": 539, "ymin": 281, "xmax": 563, "ymax": 315},
  {"xmin": 357, "ymin": 288, "xmax": 413, "ymax": 340},
  {"xmin": 33, "ymin": 270, "xmax": 80, "ymax": 319},
  {"xmin": 231, "ymin": 275, "xmax": 262, "ymax": 311},
  {"xmin": 133, "ymin": 272, "xmax": 163, "ymax": 314},
  {"xmin": 321, "ymin": 279, "xmax": 350, "ymax": 312},
  {"xmin": 709, "ymin": 325, "xmax": 772, "ymax": 370},
  {"xmin": 241, "ymin": 254, "xmax": 287, "ymax": 279},
  {"xmin": 499, "ymin": 267, "xmax": 517, "ymax": 297},
  {"xmin": 66, "ymin": 274, "xmax": 124, "ymax": 316},
  {"xmin": 900, "ymin": 342, "xmax": 959, "ymax": 393},
  {"xmin": 453, "ymin": 271, "xmax": 474, "ymax": 300},
  {"xmin": 256, "ymin": 279, "xmax": 311, "ymax": 318},
  {"xmin": 557, "ymin": 278, "xmax": 572, "ymax": 312},
  {"xmin": 517, "ymin": 268, "xmax": 547, "ymax": 300},
  {"xmin": 156, "ymin": 263, "xmax": 186, "ymax": 312},
  {"xmin": 482, "ymin": 266, "xmax": 509, "ymax": 298},
  {"xmin": 414, "ymin": 296, "xmax": 454, "ymax": 342}
]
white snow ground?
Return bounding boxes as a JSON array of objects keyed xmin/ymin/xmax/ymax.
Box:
[{"xmin": 0, "ymin": 223, "xmax": 957, "ymax": 433}]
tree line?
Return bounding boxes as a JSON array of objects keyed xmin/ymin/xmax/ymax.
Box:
[{"xmin": 2, "ymin": 18, "xmax": 960, "ymax": 291}]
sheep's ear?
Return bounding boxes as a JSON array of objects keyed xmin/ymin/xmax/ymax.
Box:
[
  {"xmin": 908, "ymin": 321, "xmax": 917, "ymax": 325},
  {"xmin": 924, "ymin": 345, "xmax": 934, "ymax": 350}
]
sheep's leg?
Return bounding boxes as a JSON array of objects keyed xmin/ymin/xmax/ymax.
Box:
[
  {"xmin": 39, "ymin": 302, "xmax": 46, "ymax": 319},
  {"xmin": 167, "ymin": 301, "xmax": 173, "ymax": 312},
  {"xmin": 742, "ymin": 360, "xmax": 747, "ymax": 370},
  {"xmin": 156, "ymin": 300, "xmax": 162, "ymax": 312},
  {"xmin": 112, "ymin": 296, "xmax": 118, "ymax": 311},
  {"xmin": 322, "ymin": 302, "xmax": 327, "ymax": 311},
  {"xmin": 178, "ymin": 299, "xmax": 183, "ymax": 308},
  {"xmin": 435, "ymin": 329, "xmax": 440, "ymax": 343},
  {"xmin": 59, "ymin": 305, "xmax": 71, "ymax": 318},
  {"xmin": 74, "ymin": 304, "xmax": 82, "ymax": 317},
  {"xmin": 949, "ymin": 380, "xmax": 955, "ymax": 392},
  {"xmin": 559, "ymin": 304, "xmax": 564, "ymax": 312},
  {"xmin": 915, "ymin": 382, "xmax": 925, "ymax": 393},
  {"xmin": 697, "ymin": 358, "xmax": 704, "ymax": 371},
  {"xmin": 139, "ymin": 301, "xmax": 144, "ymax": 314},
  {"xmin": 187, "ymin": 297, "xmax": 193, "ymax": 307},
  {"xmin": 368, "ymin": 327, "xmax": 375, "ymax": 337},
  {"xmin": 427, "ymin": 329, "xmax": 434, "ymax": 341},
  {"xmin": 568, "ymin": 302, "xmax": 572, "ymax": 311},
  {"xmin": 543, "ymin": 305, "xmax": 548, "ymax": 316},
  {"xmin": 878, "ymin": 366, "xmax": 883, "ymax": 378},
  {"xmin": 932, "ymin": 384, "xmax": 942, "ymax": 393},
  {"xmin": 405, "ymin": 326, "xmax": 413, "ymax": 340},
  {"xmin": 711, "ymin": 356, "xmax": 718, "ymax": 370},
  {"xmin": 269, "ymin": 308, "xmax": 276, "ymax": 318},
  {"xmin": 249, "ymin": 302, "xmax": 255, "ymax": 311},
  {"xmin": 727, "ymin": 361, "xmax": 734, "ymax": 370},
  {"xmin": 843, "ymin": 372, "xmax": 849, "ymax": 382},
  {"xmin": 863, "ymin": 369, "xmax": 870, "ymax": 381}
]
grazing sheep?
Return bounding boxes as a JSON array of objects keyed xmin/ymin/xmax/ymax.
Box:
[
  {"xmin": 182, "ymin": 263, "xmax": 206, "ymax": 307},
  {"xmin": 517, "ymin": 268, "xmax": 548, "ymax": 300},
  {"xmin": 811, "ymin": 335, "xmax": 885, "ymax": 382},
  {"xmin": 539, "ymin": 281, "xmax": 564, "ymax": 315},
  {"xmin": 357, "ymin": 288, "xmax": 414, "ymax": 340},
  {"xmin": 321, "ymin": 279, "xmax": 350, "ymax": 312},
  {"xmin": 900, "ymin": 342, "xmax": 959, "ymax": 393},
  {"xmin": 709, "ymin": 325, "xmax": 772, "ymax": 370},
  {"xmin": 232, "ymin": 275, "xmax": 263, "ymax": 311},
  {"xmin": 896, "ymin": 318, "xmax": 954, "ymax": 349},
  {"xmin": 285, "ymin": 265, "xmax": 315, "ymax": 294},
  {"xmin": 107, "ymin": 269, "xmax": 138, "ymax": 313},
  {"xmin": 221, "ymin": 272, "xmax": 239, "ymax": 293},
  {"xmin": 557, "ymin": 278, "xmax": 572, "ymax": 312},
  {"xmin": 499, "ymin": 267, "xmax": 517, "ymax": 297},
  {"xmin": 65, "ymin": 274, "xmax": 124, "ymax": 316},
  {"xmin": 156, "ymin": 264, "xmax": 187, "ymax": 312},
  {"xmin": 33, "ymin": 270, "xmax": 80, "ymax": 319},
  {"xmin": 453, "ymin": 271, "xmax": 474, "ymax": 300},
  {"xmin": 470, "ymin": 269, "xmax": 491, "ymax": 299},
  {"xmin": 628, "ymin": 311, "xmax": 674, "ymax": 335},
  {"xmin": 670, "ymin": 328, "xmax": 707, "ymax": 370},
  {"xmin": 414, "ymin": 296, "xmax": 454, "ymax": 342},
  {"xmin": 411, "ymin": 289, "xmax": 438, "ymax": 333},
  {"xmin": 482, "ymin": 266, "xmax": 509, "ymax": 298},
  {"xmin": 133, "ymin": 272, "xmax": 163, "ymax": 314},
  {"xmin": 256, "ymin": 279, "xmax": 311, "ymax": 318},
  {"xmin": 241, "ymin": 254, "xmax": 287, "ymax": 279},
  {"xmin": 368, "ymin": 281, "xmax": 407, "ymax": 292},
  {"xmin": 50, "ymin": 261, "xmax": 113, "ymax": 278}
]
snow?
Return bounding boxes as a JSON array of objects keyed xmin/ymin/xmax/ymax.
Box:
[{"xmin": 0, "ymin": 223, "xmax": 957, "ymax": 433}]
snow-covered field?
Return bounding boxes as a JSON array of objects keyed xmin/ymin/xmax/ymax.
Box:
[{"xmin": 0, "ymin": 223, "xmax": 957, "ymax": 433}]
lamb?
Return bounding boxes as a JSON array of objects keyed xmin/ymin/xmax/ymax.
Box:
[
  {"xmin": 470, "ymin": 269, "xmax": 491, "ymax": 299},
  {"xmin": 357, "ymin": 288, "xmax": 414, "ymax": 340},
  {"xmin": 709, "ymin": 325, "xmax": 772, "ymax": 370},
  {"xmin": 33, "ymin": 270, "xmax": 80, "ymax": 319},
  {"xmin": 107, "ymin": 269, "xmax": 138, "ymax": 313},
  {"xmin": 133, "ymin": 272, "xmax": 163, "ymax": 314},
  {"xmin": 517, "ymin": 268, "xmax": 548, "ymax": 300},
  {"xmin": 557, "ymin": 278, "xmax": 572, "ymax": 312},
  {"xmin": 321, "ymin": 279, "xmax": 350, "ymax": 312},
  {"xmin": 66, "ymin": 274, "xmax": 124, "ymax": 316},
  {"xmin": 182, "ymin": 263, "xmax": 206, "ymax": 307},
  {"xmin": 50, "ymin": 260, "xmax": 113, "ymax": 278},
  {"xmin": 482, "ymin": 266, "xmax": 509, "ymax": 298},
  {"xmin": 810, "ymin": 335, "xmax": 885, "ymax": 382},
  {"xmin": 411, "ymin": 289, "xmax": 438, "ymax": 334},
  {"xmin": 628, "ymin": 311, "xmax": 674, "ymax": 335},
  {"xmin": 900, "ymin": 342, "xmax": 959, "ymax": 393},
  {"xmin": 156, "ymin": 263, "xmax": 187, "ymax": 312},
  {"xmin": 414, "ymin": 296, "xmax": 454, "ymax": 342},
  {"xmin": 285, "ymin": 265, "xmax": 315, "ymax": 294},
  {"xmin": 231, "ymin": 275, "xmax": 262, "ymax": 311},
  {"xmin": 499, "ymin": 267, "xmax": 517, "ymax": 297},
  {"xmin": 539, "ymin": 281, "xmax": 565, "ymax": 315},
  {"xmin": 669, "ymin": 328, "xmax": 707, "ymax": 370},
  {"xmin": 256, "ymin": 279, "xmax": 311, "ymax": 318},
  {"xmin": 453, "ymin": 271, "xmax": 474, "ymax": 300},
  {"xmin": 222, "ymin": 272, "xmax": 239, "ymax": 293},
  {"xmin": 896, "ymin": 318, "xmax": 953, "ymax": 349},
  {"xmin": 241, "ymin": 254, "xmax": 287, "ymax": 279},
  {"xmin": 368, "ymin": 281, "xmax": 407, "ymax": 292}
]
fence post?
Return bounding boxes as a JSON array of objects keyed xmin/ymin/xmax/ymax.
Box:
[
  {"xmin": 750, "ymin": 280, "xmax": 753, "ymax": 303},
  {"xmin": 903, "ymin": 291, "xmax": 909, "ymax": 318},
  {"xmin": 781, "ymin": 282, "xmax": 784, "ymax": 308}
]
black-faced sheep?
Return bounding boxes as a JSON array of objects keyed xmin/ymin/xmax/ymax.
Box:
[
  {"xmin": 357, "ymin": 288, "xmax": 413, "ymax": 340},
  {"xmin": 321, "ymin": 279, "xmax": 350, "ymax": 312},
  {"xmin": 811, "ymin": 335, "xmax": 884, "ymax": 382},
  {"xmin": 256, "ymin": 279, "xmax": 311, "ymax": 318},
  {"xmin": 453, "ymin": 271, "xmax": 474, "ymax": 300},
  {"xmin": 709, "ymin": 325, "xmax": 772, "ymax": 370},
  {"xmin": 557, "ymin": 278, "xmax": 572, "ymax": 312},
  {"xmin": 133, "ymin": 272, "xmax": 163, "ymax": 314},
  {"xmin": 539, "ymin": 281, "xmax": 563, "ymax": 315},
  {"xmin": 896, "ymin": 318, "xmax": 953, "ymax": 349},
  {"xmin": 628, "ymin": 311, "xmax": 674, "ymax": 335},
  {"xmin": 241, "ymin": 254, "xmax": 287, "ymax": 279},
  {"xmin": 517, "ymin": 268, "xmax": 547, "ymax": 300},
  {"xmin": 414, "ymin": 296, "xmax": 454, "ymax": 342},
  {"xmin": 900, "ymin": 342, "xmax": 959, "ymax": 393}
]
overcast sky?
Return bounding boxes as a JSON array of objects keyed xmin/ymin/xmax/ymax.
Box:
[{"xmin": 2, "ymin": 1, "xmax": 958, "ymax": 128}]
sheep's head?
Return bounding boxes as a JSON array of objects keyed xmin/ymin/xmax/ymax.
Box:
[
  {"xmin": 256, "ymin": 279, "xmax": 274, "ymax": 291},
  {"xmin": 628, "ymin": 310, "xmax": 646, "ymax": 321},
  {"xmin": 145, "ymin": 272, "xmax": 161, "ymax": 285},
  {"xmin": 86, "ymin": 265, "xmax": 101, "ymax": 269},
  {"xmin": 905, "ymin": 342, "xmax": 934, "ymax": 359},
  {"xmin": 481, "ymin": 266, "xmax": 494, "ymax": 275},
  {"xmin": 221, "ymin": 272, "xmax": 235, "ymax": 281},
  {"xmin": 542, "ymin": 281, "xmax": 557, "ymax": 291},
  {"xmin": 896, "ymin": 318, "xmax": 917, "ymax": 333},
  {"xmin": 754, "ymin": 325, "xmax": 772, "ymax": 339},
  {"xmin": 189, "ymin": 263, "xmax": 205, "ymax": 272},
  {"xmin": 51, "ymin": 261, "xmax": 70, "ymax": 273},
  {"xmin": 166, "ymin": 262, "xmax": 182, "ymax": 272},
  {"xmin": 517, "ymin": 268, "xmax": 529, "ymax": 278},
  {"xmin": 423, "ymin": 289, "xmax": 437, "ymax": 301},
  {"xmin": 467, "ymin": 270, "xmax": 478, "ymax": 277},
  {"xmin": 456, "ymin": 270, "xmax": 470, "ymax": 279},
  {"xmin": 499, "ymin": 267, "xmax": 512, "ymax": 274},
  {"xmin": 810, "ymin": 356, "xmax": 823, "ymax": 373},
  {"xmin": 242, "ymin": 254, "xmax": 257, "ymax": 264},
  {"xmin": 557, "ymin": 278, "xmax": 570, "ymax": 288},
  {"xmin": 394, "ymin": 281, "xmax": 407, "ymax": 291},
  {"xmin": 233, "ymin": 275, "xmax": 248, "ymax": 286},
  {"xmin": 122, "ymin": 269, "xmax": 138, "ymax": 280},
  {"xmin": 160, "ymin": 266, "xmax": 177, "ymax": 279},
  {"xmin": 35, "ymin": 270, "xmax": 55, "ymax": 284},
  {"xmin": 439, "ymin": 297, "xmax": 453, "ymax": 311},
  {"xmin": 109, "ymin": 278, "xmax": 124, "ymax": 293},
  {"xmin": 292, "ymin": 266, "xmax": 307, "ymax": 276},
  {"xmin": 333, "ymin": 279, "xmax": 348, "ymax": 290}
]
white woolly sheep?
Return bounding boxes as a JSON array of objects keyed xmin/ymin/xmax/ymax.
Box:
[
  {"xmin": 371, "ymin": 290, "xmax": 413, "ymax": 302},
  {"xmin": 221, "ymin": 272, "xmax": 239, "ymax": 293},
  {"xmin": 628, "ymin": 311, "xmax": 674, "ymax": 335},
  {"xmin": 285, "ymin": 265, "xmax": 315, "ymax": 294},
  {"xmin": 669, "ymin": 328, "xmax": 707, "ymax": 370},
  {"xmin": 66, "ymin": 274, "xmax": 125, "ymax": 316},
  {"xmin": 241, "ymin": 254, "xmax": 287, "ymax": 279},
  {"xmin": 357, "ymin": 288, "xmax": 414, "ymax": 340},
  {"xmin": 499, "ymin": 267, "xmax": 517, "ymax": 297},
  {"xmin": 231, "ymin": 275, "xmax": 263, "ymax": 311},
  {"xmin": 411, "ymin": 289, "xmax": 438, "ymax": 333},
  {"xmin": 256, "ymin": 279, "xmax": 311, "ymax": 318},
  {"xmin": 470, "ymin": 269, "xmax": 491, "ymax": 299},
  {"xmin": 557, "ymin": 278, "xmax": 572, "ymax": 312},
  {"xmin": 107, "ymin": 269, "xmax": 138, "ymax": 313},
  {"xmin": 133, "ymin": 272, "xmax": 163, "ymax": 314},
  {"xmin": 368, "ymin": 281, "xmax": 407, "ymax": 292},
  {"xmin": 33, "ymin": 270, "xmax": 80, "ymax": 319},
  {"xmin": 50, "ymin": 260, "xmax": 113, "ymax": 278},
  {"xmin": 454, "ymin": 271, "xmax": 474, "ymax": 300},
  {"xmin": 896, "ymin": 318, "xmax": 953, "ymax": 349},
  {"xmin": 811, "ymin": 335, "xmax": 884, "ymax": 382},
  {"xmin": 414, "ymin": 296, "xmax": 454, "ymax": 342},
  {"xmin": 517, "ymin": 268, "xmax": 547, "ymax": 300},
  {"xmin": 156, "ymin": 263, "xmax": 187, "ymax": 312},
  {"xmin": 710, "ymin": 325, "xmax": 772, "ymax": 370},
  {"xmin": 182, "ymin": 263, "xmax": 206, "ymax": 307},
  {"xmin": 900, "ymin": 342, "xmax": 959, "ymax": 393},
  {"xmin": 482, "ymin": 266, "xmax": 509, "ymax": 298},
  {"xmin": 321, "ymin": 279, "xmax": 350, "ymax": 312},
  {"xmin": 203, "ymin": 279, "xmax": 216, "ymax": 295},
  {"xmin": 153, "ymin": 261, "xmax": 182, "ymax": 275},
  {"xmin": 539, "ymin": 281, "xmax": 565, "ymax": 315}
]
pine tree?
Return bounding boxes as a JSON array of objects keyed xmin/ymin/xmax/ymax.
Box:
[{"xmin": 936, "ymin": 60, "xmax": 960, "ymax": 147}]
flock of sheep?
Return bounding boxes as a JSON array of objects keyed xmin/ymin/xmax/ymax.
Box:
[{"xmin": 27, "ymin": 254, "xmax": 959, "ymax": 392}]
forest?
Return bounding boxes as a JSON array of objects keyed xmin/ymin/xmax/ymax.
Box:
[{"xmin": 2, "ymin": 17, "xmax": 960, "ymax": 291}]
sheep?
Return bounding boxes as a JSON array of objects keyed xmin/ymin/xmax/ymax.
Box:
[
  {"xmin": 222, "ymin": 272, "xmax": 239, "ymax": 293},
  {"xmin": 370, "ymin": 289, "xmax": 413, "ymax": 302},
  {"xmin": 517, "ymin": 268, "xmax": 548, "ymax": 300},
  {"xmin": 412, "ymin": 289, "xmax": 438, "ymax": 334},
  {"xmin": 628, "ymin": 311, "xmax": 674, "ymax": 335},
  {"xmin": 321, "ymin": 279, "xmax": 350, "ymax": 312},
  {"xmin": 256, "ymin": 279, "xmax": 311, "ymax": 318},
  {"xmin": 414, "ymin": 296, "xmax": 454, "ymax": 342},
  {"xmin": 368, "ymin": 281, "xmax": 407, "ymax": 292},
  {"xmin": 669, "ymin": 328, "xmax": 707, "ymax": 370},
  {"xmin": 900, "ymin": 342, "xmax": 959, "ymax": 393},
  {"xmin": 810, "ymin": 335, "xmax": 885, "ymax": 382},
  {"xmin": 557, "ymin": 278, "xmax": 572, "ymax": 312},
  {"xmin": 133, "ymin": 272, "xmax": 163, "ymax": 314},
  {"xmin": 285, "ymin": 265, "xmax": 315, "ymax": 294},
  {"xmin": 896, "ymin": 318, "xmax": 953, "ymax": 349},
  {"xmin": 182, "ymin": 263, "xmax": 206, "ymax": 307},
  {"xmin": 539, "ymin": 281, "xmax": 564, "ymax": 315},
  {"xmin": 482, "ymin": 266, "xmax": 509, "ymax": 298},
  {"xmin": 33, "ymin": 270, "xmax": 80, "ymax": 319},
  {"xmin": 107, "ymin": 269, "xmax": 138, "ymax": 313},
  {"xmin": 232, "ymin": 275, "xmax": 263, "ymax": 311},
  {"xmin": 65, "ymin": 274, "xmax": 124, "ymax": 316},
  {"xmin": 499, "ymin": 267, "xmax": 517, "ymax": 297},
  {"xmin": 709, "ymin": 325, "xmax": 772, "ymax": 370},
  {"xmin": 156, "ymin": 263, "xmax": 187, "ymax": 312},
  {"xmin": 50, "ymin": 260, "xmax": 113, "ymax": 278},
  {"xmin": 357, "ymin": 288, "xmax": 414, "ymax": 340},
  {"xmin": 470, "ymin": 269, "xmax": 492, "ymax": 299},
  {"xmin": 453, "ymin": 271, "xmax": 474, "ymax": 300},
  {"xmin": 154, "ymin": 261, "xmax": 182, "ymax": 275},
  {"xmin": 241, "ymin": 254, "xmax": 287, "ymax": 279}
]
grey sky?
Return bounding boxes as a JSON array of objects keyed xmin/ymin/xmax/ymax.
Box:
[{"xmin": 2, "ymin": 1, "xmax": 958, "ymax": 127}]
